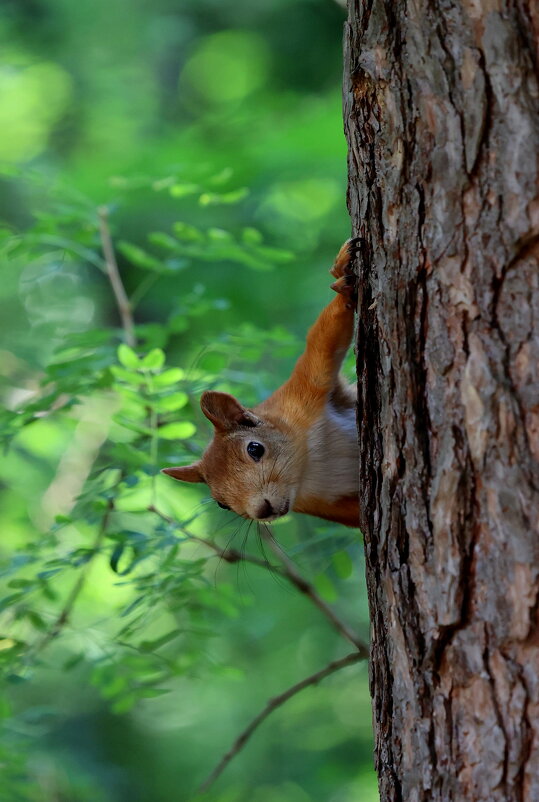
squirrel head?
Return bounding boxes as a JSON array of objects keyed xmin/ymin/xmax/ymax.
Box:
[{"xmin": 162, "ymin": 391, "xmax": 303, "ymax": 521}]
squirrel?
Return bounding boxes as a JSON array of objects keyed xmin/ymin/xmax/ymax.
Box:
[{"xmin": 162, "ymin": 239, "xmax": 360, "ymax": 527}]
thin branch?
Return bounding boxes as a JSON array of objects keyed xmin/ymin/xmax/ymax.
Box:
[
  {"xmin": 149, "ymin": 505, "xmax": 369, "ymax": 792},
  {"xmin": 33, "ymin": 499, "xmax": 114, "ymax": 655},
  {"xmin": 195, "ymin": 651, "xmax": 363, "ymax": 796},
  {"xmin": 147, "ymin": 505, "xmax": 276, "ymax": 571},
  {"xmin": 260, "ymin": 526, "xmax": 369, "ymax": 656},
  {"xmin": 98, "ymin": 205, "xmax": 136, "ymax": 347},
  {"xmin": 148, "ymin": 505, "xmax": 369, "ymax": 656}
]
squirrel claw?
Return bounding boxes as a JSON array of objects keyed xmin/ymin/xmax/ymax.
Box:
[
  {"xmin": 347, "ymin": 236, "xmax": 364, "ymax": 254},
  {"xmin": 330, "ymin": 237, "xmax": 360, "ymax": 278},
  {"xmin": 330, "ymin": 276, "xmax": 352, "ymax": 293},
  {"xmin": 329, "ymin": 238, "xmax": 359, "ymax": 302}
]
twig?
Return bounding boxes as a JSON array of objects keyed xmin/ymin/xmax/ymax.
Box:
[
  {"xmin": 148, "ymin": 505, "xmax": 368, "ymax": 655},
  {"xmin": 147, "ymin": 505, "xmax": 277, "ymax": 571},
  {"xmin": 98, "ymin": 205, "xmax": 136, "ymax": 347},
  {"xmin": 149, "ymin": 505, "xmax": 369, "ymax": 791},
  {"xmin": 33, "ymin": 499, "xmax": 114, "ymax": 655},
  {"xmin": 260, "ymin": 526, "xmax": 369, "ymax": 656},
  {"xmin": 195, "ymin": 651, "xmax": 363, "ymax": 796}
]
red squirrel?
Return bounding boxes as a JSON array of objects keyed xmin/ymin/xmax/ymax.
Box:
[{"xmin": 162, "ymin": 239, "xmax": 359, "ymax": 527}]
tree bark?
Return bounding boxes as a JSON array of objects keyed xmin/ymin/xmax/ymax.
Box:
[{"xmin": 344, "ymin": 2, "xmax": 539, "ymax": 800}]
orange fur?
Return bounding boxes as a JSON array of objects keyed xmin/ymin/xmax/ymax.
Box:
[{"xmin": 162, "ymin": 240, "xmax": 359, "ymax": 527}]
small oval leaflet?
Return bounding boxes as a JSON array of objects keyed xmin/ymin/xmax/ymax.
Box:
[
  {"xmin": 141, "ymin": 348, "xmax": 165, "ymax": 370},
  {"xmin": 117, "ymin": 344, "xmax": 139, "ymax": 369},
  {"xmin": 332, "ymin": 550, "xmax": 353, "ymax": 580},
  {"xmin": 153, "ymin": 368, "xmax": 185, "ymax": 387},
  {"xmin": 155, "ymin": 392, "xmax": 188, "ymax": 412},
  {"xmin": 158, "ymin": 421, "xmax": 196, "ymax": 440}
]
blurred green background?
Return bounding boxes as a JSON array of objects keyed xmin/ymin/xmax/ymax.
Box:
[{"xmin": 0, "ymin": 0, "xmax": 378, "ymax": 800}]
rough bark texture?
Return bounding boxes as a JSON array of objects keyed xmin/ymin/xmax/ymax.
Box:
[{"xmin": 344, "ymin": 1, "xmax": 539, "ymax": 800}]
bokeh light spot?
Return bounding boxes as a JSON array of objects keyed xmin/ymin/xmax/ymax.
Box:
[
  {"xmin": 0, "ymin": 60, "xmax": 73, "ymax": 162},
  {"xmin": 179, "ymin": 30, "xmax": 270, "ymax": 105}
]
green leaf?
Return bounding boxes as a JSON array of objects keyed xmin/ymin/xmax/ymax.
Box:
[
  {"xmin": 25, "ymin": 610, "xmax": 47, "ymax": 631},
  {"xmin": 158, "ymin": 422, "xmax": 196, "ymax": 440},
  {"xmin": 141, "ymin": 348, "xmax": 165, "ymax": 370},
  {"xmin": 100, "ymin": 675, "xmax": 128, "ymax": 699},
  {"xmin": 0, "ymin": 594, "xmax": 24, "ymax": 612},
  {"xmin": 173, "ymin": 222, "xmax": 204, "ymax": 242},
  {"xmin": 139, "ymin": 630, "xmax": 179, "ymax": 652},
  {"xmin": 110, "ymin": 365, "xmax": 143, "ymax": 385},
  {"xmin": 117, "ymin": 241, "xmax": 165, "ymax": 272},
  {"xmin": 155, "ymin": 392, "xmax": 189, "ymax": 412},
  {"xmin": 168, "ymin": 313, "xmax": 189, "ymax": 334},
  {"xmin": 136, "ymin": 687, "xmax": 172, "ymax": 698},
  {"xmin": 313, "ymin": 573, "xmax": 337, "ymax": 603},
  {"xmin": 152, "ymin": 368, "xmax": 184, "ymax": 387},
  {"xmin": 110, "ymin": 544, "xmax": 125, "ymax": 574},
  {"xmin": 169, "ymin": 182, "xmax": 199, "ymax": 198},
  {"xmin": 209, "ymin": 167, "xmax": 233, "ymax": 185},
  {"xmin": 207, "ymin": 227, "xmax": 232, "ymax": 242},
  {"xmin": 7, "ymin": 579, "xmax": 34, "ymax": 589},
  {"xmin": 6, "ymin": 674, "xmax": 28, "ymax": 684},
  {"xmin": 109, "ymin": 543, "xmax": 145, "ymax": 575},
  {"xmin": 120, "ymin": 595, "xmax": 145, "ymax": 618},
  {"xmin": 254, "ymin": 245, "xmax": 294, "ymax": 263},
  {"xmin": 54, "ymin": 514, "xmax": 73, "ymax": 524},
  {"xmin": 199, "ymin": 187, "xmax": 249, "ymax": 206},
  {"xmin": 242, "ymin": 227, "xmax": 263, "ymax": 245},
  {"xmin": 117, "ymin": 344, "xmax": 140, "ymax": 369},
  {"xmin": 148, "ymin": 232, "xmax": 181, "ymax": 250},
  {"xmin": 63, "ymin": 654, "xmax": 84, "ymax": 671},
  {"xmin": 112, "ymin": 415, "xmax": 153, "ymax": 437},
  {"xmin": 332, "ymin": 550, "xmax": 353, "ymax": 579},
  {"xmin": 112, "ymin": 694, "xmax": 137, "ymax": 714},
  {"xmin": 151, "ymin": 176, "xmax": 176, "ymax": 191}
]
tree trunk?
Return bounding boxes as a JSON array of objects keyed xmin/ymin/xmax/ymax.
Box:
[{"xmin": 344, "ymin": 2, "xmax": 539, "ymax": 800}]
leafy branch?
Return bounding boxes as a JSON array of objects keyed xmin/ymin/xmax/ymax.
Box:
[
  {"xmin": 147, "ymin": 505, "xmax": 278, "ymax": 572},
  {"xmin": 148, "ymin": 504, "xmax": 369, "ymax": 791},
  {"xmin": 149, "ymin": 505, "xmax": 367, "ymax": 655},
  {"xmin": 260, "ymin": 524, "xmax": 368, "ymax": 654},
  {"xmin": 1, "ymin": 190, "xmax": 366, "ymax": 799},
  {"xmin": 31, "ymin": 498, "xmax": 114, "ymax": 656}
]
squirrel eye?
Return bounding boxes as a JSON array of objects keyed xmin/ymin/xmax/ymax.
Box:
[
  {"xmin": 247, "ymin": 441, "xmax": 265, "ymax": 461},
  {"xmin": 217, "ymin": 501, "xmax": 230, "ymax": 511}
]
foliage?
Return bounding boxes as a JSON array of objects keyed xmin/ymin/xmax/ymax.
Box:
[{"xmin": 0, "ymin": 1, "xmax": 377, "ymax": 800}]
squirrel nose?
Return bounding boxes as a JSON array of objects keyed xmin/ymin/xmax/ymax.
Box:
[
  {"xmin": 257, "ymin": 499, "xmax": 290, "ymax": 519},
  {"xmin": 257, "ymin": 499, "xmax": 275, "ymax": 519}
]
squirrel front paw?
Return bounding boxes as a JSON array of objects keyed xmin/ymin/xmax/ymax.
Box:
[{"xmin": 329, "ymin": 238, "xmax": 361, "ymax": 304}]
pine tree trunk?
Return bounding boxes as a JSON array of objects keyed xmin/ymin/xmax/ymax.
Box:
[{"xmin": 344, "ymin": 2, "xmax": 539, "ymax": 799}]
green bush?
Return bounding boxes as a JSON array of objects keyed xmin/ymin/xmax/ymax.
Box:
[{"xmin": 0, "ymin": 1, "xmax": 377, "ymax": 799}]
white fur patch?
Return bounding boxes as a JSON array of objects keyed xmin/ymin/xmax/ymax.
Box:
[{"xmin": 299, "ymin": 402, "xmax": 358, "ymax": 501}]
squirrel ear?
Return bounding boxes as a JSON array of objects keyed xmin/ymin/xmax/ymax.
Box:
[
  {"xmin": 161, "ymin": 463, "xmax": 204, "ymax": 483},
  {"xmin": 200, "ymin": 391, "xmax": 259, "ymax": 430}
]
